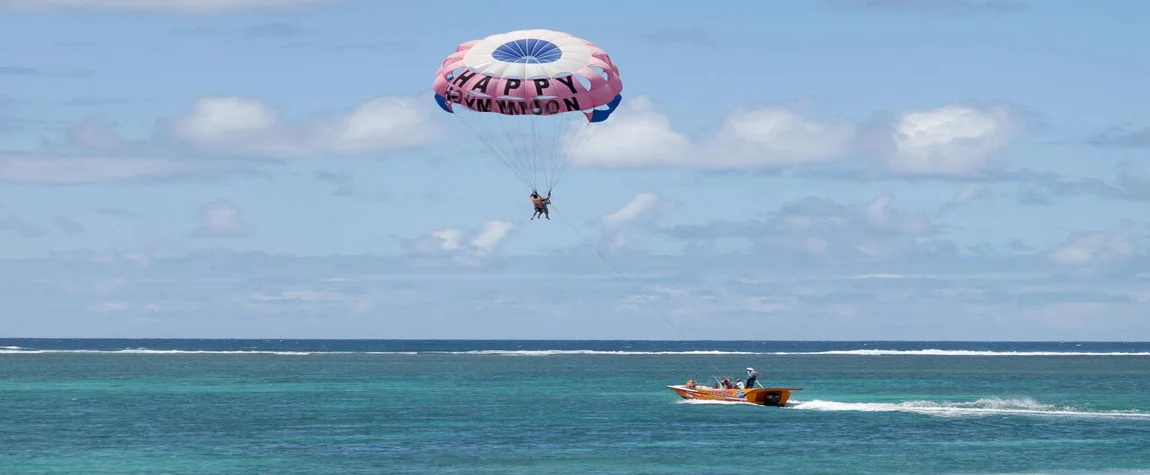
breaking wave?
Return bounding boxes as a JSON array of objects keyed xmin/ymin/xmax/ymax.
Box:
[
  {"xmin": 0, "ymin": 348, "xmax": 760, "ymax": 356},
  {"xmin": 426, "ymin": 350, "xmax": 761, "ymax": 356},
  {"xmin": 408, "ymin": 349, "xmax": 1150, "ymax": 356},
  {"xmin": 3, "ymin": 348, "xmax": 1149, "ymax": 357},
  {"xmin": 0, "ymin": 348, "xmax": 320, "ymax": 355}
]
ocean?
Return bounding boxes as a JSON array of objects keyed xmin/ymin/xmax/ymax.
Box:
[{"xmin": 2, "ymin": 339, "xmax": 1149, "ymax": 474}]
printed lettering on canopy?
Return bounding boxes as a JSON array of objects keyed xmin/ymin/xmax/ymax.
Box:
[{"xmin": 432, "ymin": 29, "xmax": 625, "ymax": 193}]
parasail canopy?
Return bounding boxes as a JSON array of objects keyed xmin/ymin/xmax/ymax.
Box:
[{"xmin": 433, "ymin": 29, "xmax": 624, "ymax": 193}]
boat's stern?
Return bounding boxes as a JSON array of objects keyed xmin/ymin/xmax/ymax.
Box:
[{"xmin": 744, "ymin": 388, "xmax": 802, "ymax": 406}]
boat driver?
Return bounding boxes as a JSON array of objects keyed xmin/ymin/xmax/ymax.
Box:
[{"xmin": 745, "ymin": 367, "xmax": 759, "ymax": 388}]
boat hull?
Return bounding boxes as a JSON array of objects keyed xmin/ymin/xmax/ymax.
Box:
[{"xmin": 667, "ymin": 385, "xmax": 801, "ymax": 407}]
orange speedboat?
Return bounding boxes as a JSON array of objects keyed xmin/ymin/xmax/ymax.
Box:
[
  {"xmin": 668, "ymin": 368, "xmax": 800, "ymax": 407},
  {"xmin": 667, "ymin": 382, "xmax": 801, "ymax": 406}
]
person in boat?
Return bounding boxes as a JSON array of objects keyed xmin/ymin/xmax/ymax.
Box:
[
  {"xmin": 720, "ymin": 377, "xmax": 732, "ymax": 389},
  {"xmin": 735, "ymin": 379, "xmax": 745, "ymax": 389},
  {"xmin": 530, "ymin": 191, "xmax": 551, "ymax": 220},
  {"xmin": 745, "ymin": 367, "xmax": 760, "ymax": 388},
  {"xmin": 685, "ymin": 379, "xmax": 697, "ymax": 389}
]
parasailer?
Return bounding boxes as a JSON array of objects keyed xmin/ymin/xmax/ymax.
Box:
[
  {"xmin": 432, "ymin": 29, "xmax": 624, "ymax": 199},
  {"xmin": 530, "ymin": 190, "xmax": 551, "ymax": 220}
]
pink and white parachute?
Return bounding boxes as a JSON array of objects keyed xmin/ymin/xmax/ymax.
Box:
[{"xmin": 433, "ymin": 29, "xmax": 624, "ymax": 192}]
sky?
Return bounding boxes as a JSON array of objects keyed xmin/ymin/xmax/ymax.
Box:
[{"xmin": 1, "ymin": 0, "xmax": 1148, "ymax": 340}]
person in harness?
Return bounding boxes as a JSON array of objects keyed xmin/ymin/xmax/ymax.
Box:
[{"xmin": 530, "ymin": 191, "xmax": 551, "ymax": 220}]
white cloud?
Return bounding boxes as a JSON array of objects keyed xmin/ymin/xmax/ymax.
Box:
[
  {"xmin": 65, "ymin": 116, "xmax": 122, "ymax": 149},
  {"xmin": 600, "ymin": 193, "xmax": 676, "ymax": 228},
  {"xmin": 404, "ymin": 220, "xmax": 516, "ymax": 265},
  {"xmin": 710, "ymin": 106, "xmax": 857, "ymax": 164},
  {"xmin": 251, "ymin": 290, "xmax": 349, "ymax": 303},
  {"xmin": 245, "ymin": 289, "xmax": 383, "ymax": 315},
  {"xmin": 614, "ymin": 284, "xmax": 797, "ymax": 319},
  {"xmin": 62, "ymin": 277, "xmax": 128, "ymax": 296},
  {"xmin": 567, "ymin": 96, "xmax": 1020, "ymax": 178},
  {"xmin": 2, "ymin": 94, "xmax": 439, "ymax": 185},
  {"xmin": 52, "ymin": 216, "xmax": 86, "ymax": 235},
  {"xmin": 780, "ymin": 194, "xmax": 937, "ymax": 243},
  {"xmin": 940, "ymin": 183, "xmax": 989, "ymax": 212},
  {"xmin": 802, "ymin": 237, "xmax": 830, "ymax": 255},
  {"xmin": 168, "ymin": 96, "xmax": 440, "ymax": 159},
  {"xmin": 407, "ymin": 229, "xmax": 463, "ymax": 255},
  {"xmin": 86, "ymin": 301, "xmax": 161, "ymax": 314},
  {"xmin": 841, "ymin": 0, "xmax": 1027, "ymax": 14},
  {"xmin": 188, "ymin": 200, "xmax": 251, "ymax": 238},
  {"xmin": 865, "ymin": 194, "xmax": 934, "ymax": 234},
  {"xmin": 4, "ymin": 244, "xmax": 1149, "ymax": 339},
  {"xmin": 665, "ymin": 193, "xmax": 939, "ymax": 262},
  {"xmin": 470, "ymin": 221, "xmax": 515, "ymax": 256},
  {"xmin": 0, "ymin": 214, "xmax": 47, "ymax": 238},
  {"xmin": 50, "ymin": 250, "xmax": 152, "ymax": 267},
  {"xmin": 570, "ymin": 98, "xmax": 693, "ymax": 166},
  {"xmin": 954, "ymin": 184, "xmax": 983, "ymax": 205},
  {"xmin": 88, "ymin": 301, "xmax": 129, "ymax": 313},
  {"xmin": 570, "ymin": 96, "xmax": 856, "ymax": 169},
  {"xmin": 595, "ymin": 193, "xmax": 677, "ymax": 252},
  {"xmin": 881, "ymin": 104, "xmax": 1017, "ymax": 177},
  {"xmin": 0, "ymin": 155, "xmax": 201, "ymax": 184},
  {"xmin": 1049, "ymin": 229, "xmax": 1136, "ymax": 267},
  {"xmin": 3, "ymin": 95, "xmax": 1019, "ymax": 185},
  {"xmin": 0, "ymin": 0, "xmax": 337, "ymax": 12}
]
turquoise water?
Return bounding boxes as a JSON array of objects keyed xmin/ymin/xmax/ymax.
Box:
[{"xmin": 2, "ymin": 340, "xmax": 1150, "ymax": 474}]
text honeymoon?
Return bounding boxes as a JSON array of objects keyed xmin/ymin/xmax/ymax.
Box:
[{"xmin": 444, "ymin": 69, "xmax": 584, "ymax": 115}]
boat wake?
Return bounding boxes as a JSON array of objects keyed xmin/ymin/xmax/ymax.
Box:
[
  {"xmin": 787, "ymin": 397, "xmax": 1150, "ymax": 420},
  {"xmin": 790, "ymin": 349, "xmax": 1150, "ymax": 356}
]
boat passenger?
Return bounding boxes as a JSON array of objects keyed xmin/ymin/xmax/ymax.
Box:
[{"xmin": 735, "ymin": 379, "xmax": 745, "ymax": 389}]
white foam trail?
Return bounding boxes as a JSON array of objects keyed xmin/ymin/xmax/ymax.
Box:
[
  {"xmin": 788, "ymin": 397, "xmax": 1150, "ymax": 420},
  {"xmin": 783, "ymin": 349, "xmax": 1150, "ymax": 356},
  {"xmin": 968, "ymin": 471, "xmax": 1150, "ymax": 475}
]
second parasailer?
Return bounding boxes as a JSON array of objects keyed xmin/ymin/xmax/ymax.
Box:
[{"xmin": 432, "ymin": 29, "xmax": 624, "ymax": 199}]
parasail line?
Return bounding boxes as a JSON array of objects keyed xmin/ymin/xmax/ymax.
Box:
[{"xmin": 551, "ymin": 205, "xmax": 728, "ymax": 382}]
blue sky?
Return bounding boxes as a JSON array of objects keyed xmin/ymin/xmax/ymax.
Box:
[{"xmin": 1, "ymin": 0, "xmax": 1148, "ymax": 340}]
